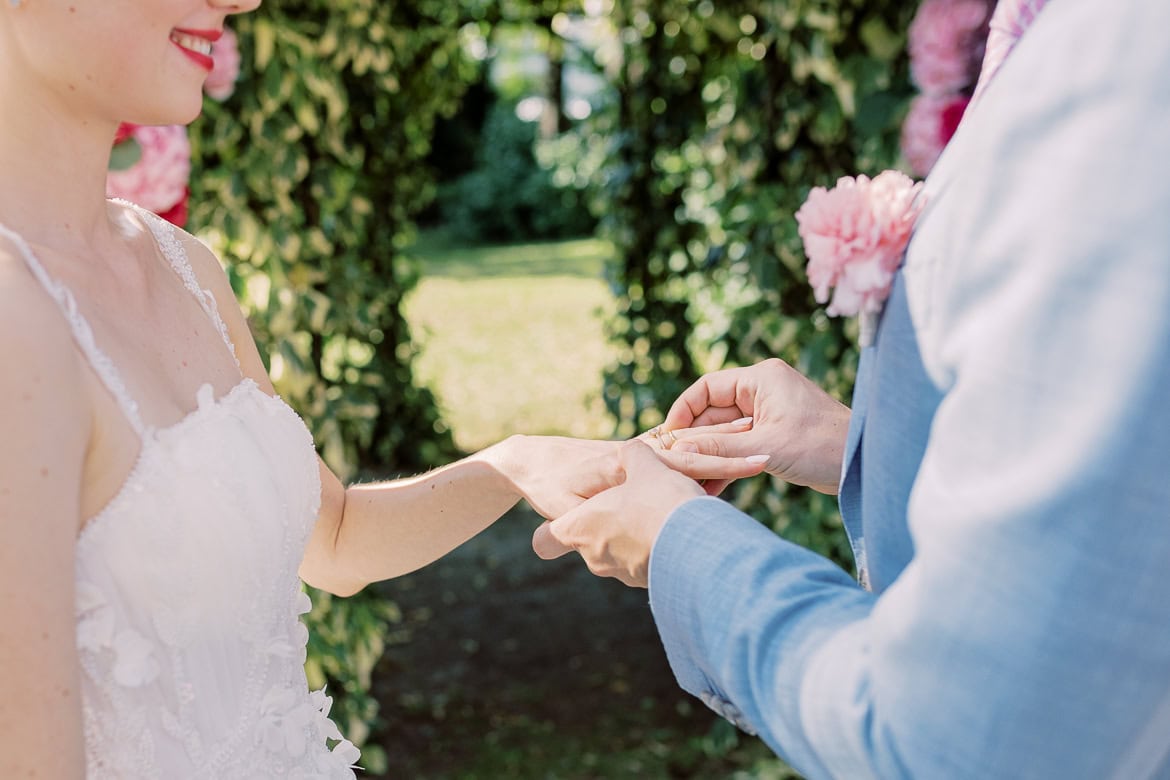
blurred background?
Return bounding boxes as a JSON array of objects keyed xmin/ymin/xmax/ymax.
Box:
[{"xmin": 179, "ymin": 0, "xmax": 924, "ymax": 775}]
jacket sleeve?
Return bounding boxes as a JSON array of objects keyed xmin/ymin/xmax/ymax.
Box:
[{"xmin": 649, "ymin": 2, "xmax": 1170, "ymax": 777}]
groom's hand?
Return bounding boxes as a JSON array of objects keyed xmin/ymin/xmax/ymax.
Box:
[
  {"xmin": 501, "ymin": 433, "xmax": 766, "ymax": 522},
  {"xmin": 531, "ymin": 441, "xmax": 703, "ymax": 587},
  {"xmin": 661, "ymin": 358, "xmax": 850, "ymax": 496}
]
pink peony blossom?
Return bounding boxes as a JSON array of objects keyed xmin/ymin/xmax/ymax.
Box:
[
  {"xmin": 106, "ymin": 124, "xmax": 191, "ymax": 220},
  {"xmin": 900, "ymin": 93, "xmax": 970, "ymax": 178},
  {"xmin": 156, "ymin": 188, "xmax": 189, "ymax": 227},
  {"xmin": 203, "ymin": 28, "xmax": 240, "ymax": 101},
  {"xmin": 939, "ymin": 95, "xmax": 971, "ymax": 142},
  {"xmin": 795, "ymin": 171, "xmax": 925, "ymax": 317},
  {"xmin": 907, "ymin": 0, "xmax": 993, "ymax": 95},
  {"xmin": 113, "ymin": 122, "xmax": 137, "ymax": 145}
]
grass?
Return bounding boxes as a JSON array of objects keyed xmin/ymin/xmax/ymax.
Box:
[
  {"xmin": 390, "ymin": 230, "xmax": 799, "ymax": 779},
  {"xmin": 404, "ymin": 232, "xmax": 619, "ymax": 452}
]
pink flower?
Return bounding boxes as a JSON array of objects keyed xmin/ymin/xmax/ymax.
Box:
[
  {"xmin": 203, "ymin": 28, "xmax": 240, "ymax": 101},
  {"xmin": 106, "ymin": 124, "xmax": 191, "ymax": 220},
  {"xmin": 939, "ymin": 95, "xmax": 971, "ymax": 142},
  {"xmin": 908, "ymin": 0, "xmax": 993, "ymax": 95},
  {"xmin": 156, "ymin": 188, "xmax": 189, "ymax": 227},
  {"xmin": 795, "ymin": 171, "xmax": 925, "ymax": 317},
  {"xmin": 900, "ymin": 93, "xmax": 970, "ymax": 177},
  {"xmin": 113, "ymin": 122, "xmax": 137, "ymax": 145}
]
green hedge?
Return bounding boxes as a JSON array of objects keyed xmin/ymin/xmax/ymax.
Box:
[
  {"xmin": 187, "ymin": 1, "xmax": 486, "ymax": 770},
  {"xmin": 438, "ymin": 100, "xmax": 597, "ymax": 243},
  {"xmin": 586, "ymin": 0, "xmax": 916, "ymax": 568}
]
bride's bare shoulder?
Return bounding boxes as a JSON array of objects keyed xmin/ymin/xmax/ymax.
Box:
[
  {"xmin": 173, "ymin": 227, "xmax": 237, "ymax": 302},
  {"xmin": 0, "ymin": 240, "xmax": 88, "ymax": 424}
]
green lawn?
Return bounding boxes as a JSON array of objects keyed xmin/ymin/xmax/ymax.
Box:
[
  {"xmin": 391, "ymin": 232, "xmax": 798, "ymax": 779},
  {"xmin": 404, "ymin": 234, "xmax": 619, "ymax": 452}
]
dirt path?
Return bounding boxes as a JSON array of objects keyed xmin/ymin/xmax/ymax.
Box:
[{"xmin": 366, "ymin": 506, "xmax": 784, "ymax": 778}]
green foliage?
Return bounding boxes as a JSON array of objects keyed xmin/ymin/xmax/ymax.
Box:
[
  {"xmin": 181, "ymin": 0, "xmax": 918, "ymax": 767},
  {"xmin": 303, "ymin": 589, "xmax": 401, "ymax": 768},
  {"xmin": 579, "ymin": 0, "xmax": 916, "ymax": 567},
  {"xmin": 186, "ymin": 0, "xmax": 487, "ymax": 767},
  {"xmin": 189, "ymin": 1, "xmax": 480, "ymax": 480},
  {"xmin": 437, "ymin": 101, "xmax": 597, "ymax": 243}
]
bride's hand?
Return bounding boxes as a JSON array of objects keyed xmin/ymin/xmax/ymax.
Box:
[
  {"xmin": 487, "ymin": 435, "xmax": 621, "ymax": 519},
  {"xmin": 488, "ymin": 426, "xmax": 769, "ymax": 521}
]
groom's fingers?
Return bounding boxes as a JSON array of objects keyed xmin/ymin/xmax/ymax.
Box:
[
  {"xmin": 666, "ymin": 425, "xmax": 758, "ymax": 456},
  {"xmin": 570, "ymin": 451, "xmax": 625, "ymax": 499},
  {"xmin": 532, "ymin": 518, "xmax": 574, "ymax": 560},
  {"xmin": 664, "ymin": 404, "xmax": 747, "ymax": 432},
  {"xmin": 533, "ymin": 445, "xmax": 648, "ymax": 558},
  {"xmin": 701, "ymin": 478, "xmax": 733, "ymax": 496},
  {"xmin": 527, "ymin": 451, "xmax": 626, "ymax": 520},
  {"xmin": 639, "ymin": 417, "xmax": 752, "ymax": 457},
  {"xmin": 664, "ymin": 369, "xmax": 755, "ymax": 431},
  {"xmin": 648, "ymin": 416, "xmax": 752, "ymax": 447}
]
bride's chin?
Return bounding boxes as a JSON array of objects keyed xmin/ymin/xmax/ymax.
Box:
[
  {"xmin": 126, "ymin": 95, "xmax": 206, "ymax": 128},
  {"xmin": 125, "ymin": 107, "xmax": 203, "ymax": 129},
  {"xmin": 167, "ymin": 99, "xmax": 206, "ymax": 126}
]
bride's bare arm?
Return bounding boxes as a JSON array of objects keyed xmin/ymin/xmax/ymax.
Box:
[
  {"xmin": 187, "ymin": 237, "xmax": 761, "ymax": 596},
  {"xmin": 183, "ymin": 239, "xmax": 623, "ymax": 594},
  {"xmin": 0, "ymin": 254, "xmax": 88, "ymax": 776},
  {"xmin": 302, "ymin": 434, "xmax": 626, "ymax": 595}
]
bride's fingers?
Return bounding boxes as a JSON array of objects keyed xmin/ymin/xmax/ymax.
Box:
[
  {"xmin": 638, "ymin": 416, "xmax": 753, "ymax": 451},
  {"xmin": 665, "ymin": 416, "xmax": 753, "ymax": 446},
  {"xmin": 654, "ymin": 448, "xmax": 769, "ymax": 481}
]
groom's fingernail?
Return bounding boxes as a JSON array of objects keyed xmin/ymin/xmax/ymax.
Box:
[
  {"xmin": 733, "ymin": 416, "xmax": 753, "ymax": 426},
  {"xmin": 746, "ymin": 454, "xmax": 770, "ymax": 464}
]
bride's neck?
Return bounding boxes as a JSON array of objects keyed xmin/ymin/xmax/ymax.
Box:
[{"xmin": 0, "ymin": 97, "xmax": 123, "ymax": 254}]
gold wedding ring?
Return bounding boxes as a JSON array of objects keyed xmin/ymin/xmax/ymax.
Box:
[
  {"xmin": 647, "ymin": 426, "xmax": 677, "ymax": 449},
  {"xmin": 647, "ymin": 426, "xmax": 664, "ymax": 448}
]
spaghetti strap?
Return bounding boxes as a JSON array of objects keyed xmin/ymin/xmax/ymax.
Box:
[
  {"xmin": 121, "ymin": 201, "xmax": 241, "ymax": 369},
  {"xmin": 0, "ymin": 221, "xmax": 147, "ymax": 437}
]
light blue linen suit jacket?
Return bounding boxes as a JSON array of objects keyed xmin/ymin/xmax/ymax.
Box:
[{"xmin": 648, "ymin": 2, "xmax": 1170, "ymax": 778}]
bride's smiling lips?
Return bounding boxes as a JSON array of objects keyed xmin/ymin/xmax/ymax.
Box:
[{"xmin": 170, "ymin": 28, "xmax": 222, "ymax": 72}]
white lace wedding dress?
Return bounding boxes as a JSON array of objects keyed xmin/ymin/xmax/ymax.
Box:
[{"xmin": 0, "ymin": 204, "xmax": 359, "ymax": 778}]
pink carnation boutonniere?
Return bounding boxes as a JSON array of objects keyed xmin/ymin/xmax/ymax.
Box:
[{"xmin": 796, "ymin": 170, "xmax": 925, "ymax": 345}]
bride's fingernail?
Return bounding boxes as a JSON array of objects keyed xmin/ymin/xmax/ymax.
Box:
[
  {"xmin": 733, "ymin": 416, "xmax": 753, "ymax": 426},
  {"xmin": 746, "ymin": 454, "xmax": 769, "ymax": 464}
]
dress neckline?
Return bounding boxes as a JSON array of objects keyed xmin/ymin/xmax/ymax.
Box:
[
  {"xmin": 0, "ymin": 201, "xmax": 255, "ymax": 540},
  {"xmin": 76, "ymin": 377, "xmax": 287, "ymax": 546}
]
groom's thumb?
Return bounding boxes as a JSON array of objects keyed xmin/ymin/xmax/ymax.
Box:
[
  {"xmin": 532, "ymin": 519, "xmax": 574, "ymax": 560},
  {"xmin": 619, "ymin": 439, "xmax": 667, "ymax": 474}
]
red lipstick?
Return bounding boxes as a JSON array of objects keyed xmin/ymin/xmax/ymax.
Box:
[{"xmin": 170, "ymin": 28, "xmax": 222, "ymax": 72}]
